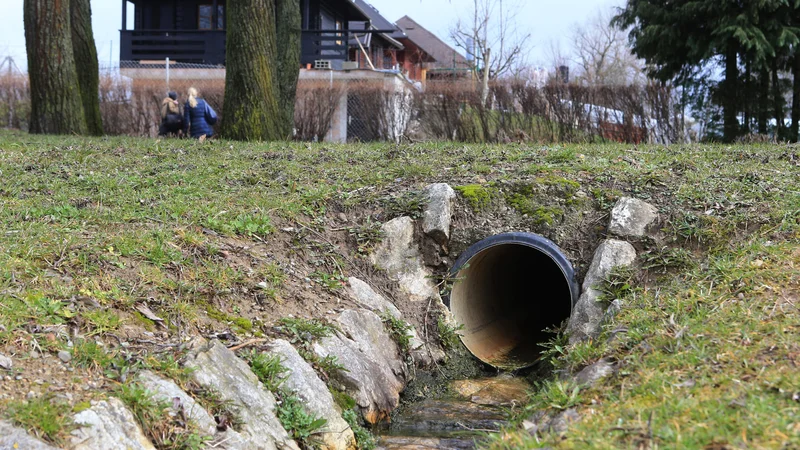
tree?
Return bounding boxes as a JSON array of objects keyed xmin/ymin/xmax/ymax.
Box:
[
  {"xmin": 24, "ymin": 0, "xmax": 102, "ymax": 135},
  {"xmin": 450, "ymin": 0, "xmax": 531, "ymax": 104},
  {"xmin": 222, "ymin": 0, "xmax": 301, "ymax": 141},
  {"xmin": 24, "ymin": 0, "xmax": 87, "ymax": 135},
  {"xmin": 614, "ymin": 0, "xmax": 799, "ymax": 142},
  {"xmin": 570, "ymin": 9, "xmax": 644, "ymax": 86},
  {"xmin": 70, "ymin": 0, "xmax": 103, "ymax": 135}
]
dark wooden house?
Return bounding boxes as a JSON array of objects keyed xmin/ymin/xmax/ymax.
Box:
[{"xmin": 120, "ymin": 0, "xmax": 371, "ymax": 68}]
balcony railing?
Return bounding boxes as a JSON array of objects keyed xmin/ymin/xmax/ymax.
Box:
[
  {"xmin": 301, "ymin": 30, "xmax": 349, "ymax": 66},
  {"xmin": 120, "ymin": 30, "xmax": 226, "ymax": 66},
  {"xmin": 121, "ymin": 29, "xmax": 393, "ymax": 68}
]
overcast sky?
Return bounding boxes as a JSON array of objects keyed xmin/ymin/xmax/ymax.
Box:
[{"xmin": 0, "ymin": 0, "xmax": 622, "ymax": 72}]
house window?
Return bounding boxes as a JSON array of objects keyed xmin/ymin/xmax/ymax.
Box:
[{"xmin": 198, "ymin": 5, "xmax": 224, "ymax": 30}]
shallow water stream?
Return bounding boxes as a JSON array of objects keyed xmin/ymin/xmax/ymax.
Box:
[{"xmin": 375, "ymin": 376, "xmax": 531, "ymax": 449}]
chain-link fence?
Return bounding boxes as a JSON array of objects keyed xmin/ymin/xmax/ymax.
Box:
[{"xmin": 100, "ymin": 61, "xmax": 225, "ymax": 136}]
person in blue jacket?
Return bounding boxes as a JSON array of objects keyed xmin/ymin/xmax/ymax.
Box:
[{"xmin": 183, "ymin": 87, "xmax": 218, "ymax": 139}]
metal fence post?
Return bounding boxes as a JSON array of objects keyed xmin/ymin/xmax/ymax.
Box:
[{"xmin": 166, "ymin": 57, "xmax": 170, "ymax": 91}]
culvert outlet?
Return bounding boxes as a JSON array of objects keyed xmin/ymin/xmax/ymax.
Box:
[{"xmin": 446, "ymin": 232, "xmax": 579, "ymax": 370}]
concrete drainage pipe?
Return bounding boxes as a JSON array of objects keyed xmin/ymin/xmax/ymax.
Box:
[{"xmin": 446, "ymin": 232, "xmax": 579, "ymax": 370}]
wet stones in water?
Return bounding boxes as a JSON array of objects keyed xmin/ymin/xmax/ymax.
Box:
[
  {"xmin": 378, "ymin": 377, "xmax": 529, "ymax": 449},
  {"xmin": 378, "ymin": 435, "xmax": 479, "ymax": 450},
  {"xmin": 389, "ymin": 399, "xmax": 506, "ymax": 435},
  {"xmin": 451, "ymin": 376, "xmax": 530, "ymax": 406}
]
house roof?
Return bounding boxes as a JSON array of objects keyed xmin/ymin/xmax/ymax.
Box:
[
  {"xmin": 348, "ymin": 0, "xmax": 405, "ymax": 49},
  {"xmin": 395, "ymin": 16, "xmax": 469, "ymax": 69},
  {"xmin": 340, "ymin": 0, "xmax": 373, "ymax": 22}
]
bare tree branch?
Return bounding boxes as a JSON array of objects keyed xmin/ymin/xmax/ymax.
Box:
[
  {"xmin": 450, "ymin": 0, "xmax": 531, "ymax": 81},
  {"xmin": 569, "ymin": 8, "xmax": 645, "ymax": 86}
]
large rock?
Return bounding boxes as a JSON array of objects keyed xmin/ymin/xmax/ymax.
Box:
[
  {"xmin": 608, "ymin": 197, "xmax": 658, "ymax": 238},
  {"xmin": 264, "ymin": 339, "xmax": 356, "ymax": 450},
  {"xmin": 524, "ymin": 408, "xmax": 581, "ymax": 436},
  {"xmin": 369, "ymin": 217, "xmax": 440, "ymax": 303},
  {"xmin": 184, "ymin": 338, "xmax": 299, "ymax": 450},
  {"xmin": 573, "ymin": 358, "xmax": 616, "ymax": 387},
  {"xmin": 346, "ymin": 277, "xmax": 401, "ymax": 318},
  {"xmin": 548, "ymin": 408, "xmax": 581, "ymax": 434},
  {"xmin": 0, "ymin": 420, "xmax": 58, "ymax": 450},
  {"xmin": 312, "ymin": 333, "xmax": 403, "ymax": 424},
  {"xmin": 70, "ymin": 397, "xmax": 155, "ymax": 450},
  {"xmin": 137, "ymin": 370, "xmax": 216, "ymax": 435},
  {"xmin": 422, "ymin": 183, "xmax": 456, "ymax": 245},
  {"xmin": 136, "ymin": 370, "xmax": 247, "ymax": 448},
  {"xmin": 336, "ymin": 309, "xmax": 407, "ymax": 381},
  {"xmin": 567, "ymin": 240, "xmax": 636, "ymax": 343},
  {"xmin": 345, "ymin": 277, "xmax": 442, "ymax": 367},
  {"xmin": 0, "ymin": 352, "xmax": 12, "ymax": 370}
]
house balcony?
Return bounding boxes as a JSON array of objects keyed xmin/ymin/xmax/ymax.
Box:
[
  {"xmin": 120, "ymin": 30, "xmax": 227, "ymax": 66},
  {"xmin": 301, "ymin": 30, "xmax": 349, "ymax": 68},
  {"xmin": 120, "ymin": 29, "xmax": 352, "ymax": 68}
]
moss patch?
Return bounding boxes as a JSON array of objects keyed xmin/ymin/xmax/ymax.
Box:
[
  {"xmin": 454, "ymin": 184, "xmax": 496, "ymax": 212},
  {"xmin": 205, "ymin": 305, "xmax": 254, "ymax": 333}
]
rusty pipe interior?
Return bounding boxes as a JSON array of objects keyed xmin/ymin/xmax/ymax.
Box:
[{"xmin": 447, "ymin": 233, "xmax": 579, "ymax": 370}]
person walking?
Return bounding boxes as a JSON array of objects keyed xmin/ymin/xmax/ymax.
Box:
[
  {"xmin": 183, "ymin": 87, "xmax": 218, "ymax": 139},
  {"xmin": 159, "ymin": 91, "xmax": 183, "ymax": 137}
]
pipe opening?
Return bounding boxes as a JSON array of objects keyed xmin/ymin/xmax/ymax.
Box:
[{"xmin": 448, "ymin": 233, "xmax": 578, "ymax": 370}]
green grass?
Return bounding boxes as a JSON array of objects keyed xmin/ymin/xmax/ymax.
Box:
[
  {"xmin": 244, "ymin": 350, "xmax": 327, "ymax": 446},
  {"xmin": 0, "ymin": 131, "xmax": 798, "ymax": 447},
  {"xmin": 380, "ymin": 312, "xmax": 414, "ymax": 355},
  {"xmin": 245, "ymin": 351, "xmax": 288, "ymax": 392},
  {"xmin": 275, "ymin": 393, "xmax": 328, "ymax": 444},
  {"xmin": 491, "ymin": 240, "xmax": 800, "ymax": 449},
  {"xmin": 5, "ymin": 396, "xmax": 75, "ymax": 445},
  {"xmin": 343, "ymin": 408, "xmax": 377, "ymax": 450},
  {"xmin": 117, "ymin": 382, "xmax": 209, "ymax": 449},
  {"xmin": 277, "ymin": 317, "xmax": 336, "ymax": 344}
]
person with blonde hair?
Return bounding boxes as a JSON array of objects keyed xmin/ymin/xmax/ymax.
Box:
[{"xmin": 183, "ymin": 87, "xmax": 218, "ymax": 139}]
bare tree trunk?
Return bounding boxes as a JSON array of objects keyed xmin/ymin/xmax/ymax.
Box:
[
  {"xmin": 481, "ymin": 48, "xmax": 491, "ymax": 106},
  {"xmin": 24, "ymin": 0, "xmax": 87, "ymax": 135},
  {"xmin": 70, "ymin": 0, "xmax": 103, "ymax": 135},
  {"xmin": 275, "ymin": 0, "xmax": 301, "ymax": 138},
  {"xmin": 222, "ymin": 0, "xmax": 283, "ymax": 140}
]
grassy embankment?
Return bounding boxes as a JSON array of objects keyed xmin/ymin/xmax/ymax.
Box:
[{"xmin": 0, "ymin": 130, "xmax": 798, "ymax": 448}]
